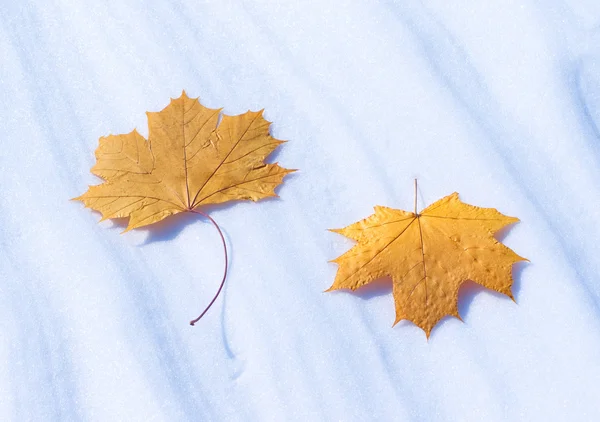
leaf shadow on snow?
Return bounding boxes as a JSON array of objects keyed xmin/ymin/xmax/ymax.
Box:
[
  {"xmin": 140, "ymin": 211, "xmax": 208, "ymax": 244},
  {"xmin": 137, "ymin": 193, "xmax": 294, "ymax": 245},
  {"xmin": 124, "ymin": 190, "xmax": 295, "ymax": 366},
  {"xmin": 351, "ymin": 276, "xmax": 393, "ymax": 300},
  {"xmin": 105, "ymin": 206, "xmax": 243, "ymax": 363}
]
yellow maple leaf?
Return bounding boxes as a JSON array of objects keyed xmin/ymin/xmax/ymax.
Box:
[
  {"xmin": 75, "ymin": 91, "xmax": 294, "ymax": 231},
  {"xmin": 328, "ymin": 186, "xmax": 526, "ymax": 336},
  {"xmin": 75, "ymin": 92, "xmax": 294, "ymax": 326}
]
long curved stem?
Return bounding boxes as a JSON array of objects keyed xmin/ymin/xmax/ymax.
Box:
[{"xmin": 189, "ymin": 209, "xmax": 228, "ymax": 326}]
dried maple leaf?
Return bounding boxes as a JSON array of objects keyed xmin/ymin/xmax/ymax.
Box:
[
  {"xmin": 76, "ymin": 92, "xmax": 294, "ymax": 324},
  {"xmin": 328, "ymin": 183, "xmax": 526, "ymax": 336},
  {"xmin": 76, "ymin": 91, "xmax": 293, "ymax": 231}
]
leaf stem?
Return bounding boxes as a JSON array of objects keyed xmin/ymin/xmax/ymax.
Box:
[
  {"xmin": 189, "ymin": 209, "xmax": 228, "ymax": 326},
  {"xmin": 414, "ymin": 178, "xmax": 418, "ymax": 215}
]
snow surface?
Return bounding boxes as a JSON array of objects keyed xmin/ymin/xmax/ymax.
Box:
[{"xmin": 2, "ymin": 0, "xmax": 600, "ymax": 420}]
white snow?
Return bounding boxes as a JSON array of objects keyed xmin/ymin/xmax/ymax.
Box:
[{"xmin": 1, "ymin": 0, "xmax": 600, "ymax": 420}]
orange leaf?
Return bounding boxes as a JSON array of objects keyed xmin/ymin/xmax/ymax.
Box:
[
  {"xmin": 75, "ymin": 91, "xmax": 294, "ymax": 231},
  {"xmin": 75, "ymin": 92, "xmax": 294, "ymax": 325},
  {"xmin": 328, "ymin": 188, "xmax": 526, "ymax": 337}
]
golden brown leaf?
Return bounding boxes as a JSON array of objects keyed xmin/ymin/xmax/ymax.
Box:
[
  {"xmin": 328, "ymin": 192, "xmax": 526, "ymax": 336},
  {"xmin": 75, "ymin": 92, "xmax": 294, "ymax": 231}
]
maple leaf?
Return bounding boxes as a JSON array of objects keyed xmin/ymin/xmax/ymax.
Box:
[
  {"xmin": 75, "ymin": 92, "xmax": 294, "ymax": 325},
  {"xmin": 75, "ymin": 91, "xmax": 293, "ymax": 231},
  {"xmin": 328, "ymin": 186, "xmax": 526, "ymax": 336}
]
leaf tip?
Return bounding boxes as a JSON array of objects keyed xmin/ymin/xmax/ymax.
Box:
[
  {"xmin": 422, "ymin": 323, "xmax": 435, "ymax": 339},
  {"xmin": 328, "ymin": 256, "xmax": 341, "ymax": 264},
  {"xmin": 120, "ymin": 225, "xmax": 134, "ymax": 234}
]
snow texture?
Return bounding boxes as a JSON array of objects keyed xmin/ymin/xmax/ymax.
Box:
[{"xmin": 1, "ymin": 0, "xmax": 600, "ymax": 420}]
